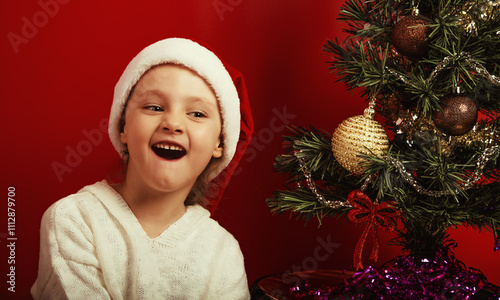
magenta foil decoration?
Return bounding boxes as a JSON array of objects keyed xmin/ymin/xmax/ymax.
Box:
[
  {"xmin": 334, "ymin": 244, "xmax": 500, "ymax": 299},
  {"xmin": 290, "ymin": 244, "xmax": 500, "ymax": 299}
]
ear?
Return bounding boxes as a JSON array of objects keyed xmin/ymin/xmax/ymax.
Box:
[
  {"xmin": 212, "ymin": 136, "xmax": 223, "ymax": 158},
  {"xmin": 119, "ymin": 129, "xmax": 128, "ymax": 145}
]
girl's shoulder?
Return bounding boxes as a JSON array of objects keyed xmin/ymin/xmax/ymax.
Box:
[
  {"xmin": 184, "ymin": 205, "xmax": 227, "ymax": 234},
  {"xmin": 183, "ymin": 204, "xmax": 240, "ymax": 247},
  {"xmin": 41, "ymin": 180, "xmax": 126, "ymax": 232},
  {"xmin": 45, "ymin": 180, "xmax": 114, "ymax": 215},
  {"xmin": 38, "ymin": 181, "xmax": 122, "ymax": 266}
]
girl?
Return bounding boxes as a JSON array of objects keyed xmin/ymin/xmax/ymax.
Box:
[{"xmin": 31, "ymin": 38, "xmax": 253, "ymax": 299}]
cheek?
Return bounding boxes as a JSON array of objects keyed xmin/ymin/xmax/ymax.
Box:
[
  {"xmin": 122, "ymin": 118, "xmax": 154, "ymax": 146},
  {"xmin": 207, "ymin": 124, "xmax": 222, "ymax": 146},
  {"xmin": 194, "ymin": 126, "xmax": 221, "ymax": 150}
]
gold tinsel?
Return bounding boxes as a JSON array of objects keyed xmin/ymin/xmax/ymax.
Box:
[
  {"xmin": 396, "ymin": 109, "xmax": 500, "ymax": 154},
  {"xmin": 454, "ymin": 0, "xmax": 500, "ymax": 35},
  {"xmin": 331, "ymin": 103, "xmax": 390, "ymax": 175}
]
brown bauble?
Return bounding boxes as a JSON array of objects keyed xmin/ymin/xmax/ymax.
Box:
[
  {"xmin": 391, "ymin": 15, "xmax": 431, "ymax": 58},
  {"xmin": 432, "ymin": 94, "xmax": 478, "ymax": 136}
]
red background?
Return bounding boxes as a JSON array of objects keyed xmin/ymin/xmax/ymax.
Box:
[{"xmin": 1, "ymin": 0, "xmax": 499, "ymax": 299}]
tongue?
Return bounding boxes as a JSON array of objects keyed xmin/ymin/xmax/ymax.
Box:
[{"xmin": 152, "ymin": 147, "xmax": 186, "ymax": 160}]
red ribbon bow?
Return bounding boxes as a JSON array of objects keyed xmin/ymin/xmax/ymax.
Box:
[{"xmin": 347, "ymin": 190, "xmax": 398, "ymax": 270}]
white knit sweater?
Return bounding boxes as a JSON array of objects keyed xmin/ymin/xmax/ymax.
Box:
[{"xmin": 31, "ymin": 180, "xmax": 250, "ymax": 300}]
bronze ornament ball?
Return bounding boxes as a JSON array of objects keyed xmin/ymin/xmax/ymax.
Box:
[
  {"xmin": 391, "ymin": 15, "xmax": 431, "ymax": 58},
  {"xmin": 432, "ymin": 94, "xmax": 478, "ymax": 136}
]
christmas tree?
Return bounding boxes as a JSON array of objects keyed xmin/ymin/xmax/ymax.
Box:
[{"xmin": 267, "ymin": 0, "xmax": 500, "ymax": 298}]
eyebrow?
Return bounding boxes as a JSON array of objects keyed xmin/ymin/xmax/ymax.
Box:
[
  {"xmin": 185, "ymin": 96, "xmax": 218, "ymax": 108},
  {"xmin": 134, "ymin": 89, "xmax": 218, "ymax": 107},
  {"xmin": 133, "ymin": 89, "xmax": 164, "ymax": 99}
]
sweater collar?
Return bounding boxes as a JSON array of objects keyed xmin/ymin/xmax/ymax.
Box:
[{"xmin": 81, "ymin": 180, "xmax": 210, "ymax": 245}]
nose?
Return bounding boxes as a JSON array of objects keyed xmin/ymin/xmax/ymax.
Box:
[{"xmin": 160, "ymin": 112, "xmax": 184, "ymax": 134}]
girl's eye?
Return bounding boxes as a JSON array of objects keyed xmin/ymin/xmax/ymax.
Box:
[
  {"xmin": 145, "ymin": 105, "xmax": 163, "ymax": 112},
  {"xmin": 189, "ymin": 111, "xmax": 207, "ymax": 118}
]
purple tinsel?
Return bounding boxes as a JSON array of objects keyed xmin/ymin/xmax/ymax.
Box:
[
  {"xmin": 289, "ymin": 244, "xmax": 500, "ymax": 300},
  {"xmin": 335, "ymin": 244, "xmax": 500, "ymax": 299}
]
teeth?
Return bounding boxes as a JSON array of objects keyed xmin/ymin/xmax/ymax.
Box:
[{"xmin": 153, "ymin": 144, "xmax": 185, "ymax": 151}]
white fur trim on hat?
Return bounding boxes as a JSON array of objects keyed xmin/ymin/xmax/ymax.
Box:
[{"xmin": 108, "ymin": 38, "xmax": 240, "ymax": 181}]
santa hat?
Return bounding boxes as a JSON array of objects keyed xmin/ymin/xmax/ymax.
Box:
[{"xmin": 108, "ymin": 38, "xmax": 253, "ymax": 197}]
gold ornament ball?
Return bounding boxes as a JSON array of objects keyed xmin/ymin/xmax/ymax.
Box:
[
  {"xmin": 432, "ymin": 94, "xmax": 478, "ymax": 136},
  {"xmin": 331, "ymin": 113, "xmax": 390, "ymax": 175},
  {"xmin": 391, "ymin": 15, "xmax": 431, "ymax": 58}
]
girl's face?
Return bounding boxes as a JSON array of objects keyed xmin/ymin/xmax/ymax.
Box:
[{"xmin": 120, "ymin": 64, "xmax": 223, "ymax": 197}]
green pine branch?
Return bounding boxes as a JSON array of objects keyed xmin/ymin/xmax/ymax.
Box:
[
  {"xmin": 327, "ymin": 0, "xmax": 500, "ymax": 115},
  {"xmin": 270, "ymin": 0, "xmax": 500, "ymax": 255},
  {"xmin": 267, "ymin": 126, "xmax": 362, "ymax": 223}
]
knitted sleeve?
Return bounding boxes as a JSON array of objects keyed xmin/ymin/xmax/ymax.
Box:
[
  {"xmin": 31, "ymin": 197, "xmax": 112, "ymax": 300},
  {"xmin": 212, "ymin": 235, "xmax": 250, "ymax": 300}
]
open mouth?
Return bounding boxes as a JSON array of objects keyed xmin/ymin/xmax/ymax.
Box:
[{"xmin": 152, "ymin": 143, "xmax": 187, "ymax": 160}]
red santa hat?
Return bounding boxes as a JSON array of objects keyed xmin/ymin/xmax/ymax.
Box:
[{"xmin": 108, "ymin": 38, "xmax": 253, "ymax": 199}]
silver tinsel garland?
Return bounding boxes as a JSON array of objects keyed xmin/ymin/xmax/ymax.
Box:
[
  {"xmin": 386, "ymin": 145, "xmax": 500, "ymax": 197},
  {"xmin": 386, "ymin": 51, "xmax": 500, "ymax": 89}
]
